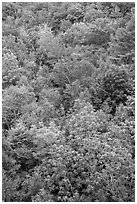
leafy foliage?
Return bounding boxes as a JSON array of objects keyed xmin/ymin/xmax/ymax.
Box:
[{"xmin": 2, "ymin": 2, "xmax": 135, "ymax": 202}]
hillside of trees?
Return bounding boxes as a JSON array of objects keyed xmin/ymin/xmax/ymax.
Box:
[{"xmin": 2, "ymin": 2, "xmax": 135, "ymax": 202}]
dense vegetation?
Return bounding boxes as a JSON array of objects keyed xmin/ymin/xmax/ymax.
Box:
[{"xmin": 2, "ymin": 2, "xmax": 135, "ymax": 202}]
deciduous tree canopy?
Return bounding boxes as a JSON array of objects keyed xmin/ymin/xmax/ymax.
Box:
[{"xmin": 2, "ymin": 2, "xmax": 135, "ymax": 202}]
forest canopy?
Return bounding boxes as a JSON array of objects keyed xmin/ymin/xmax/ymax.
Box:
[{"xmin": 2, "ymin": 2, "xmax": 135, "ymax": 202}]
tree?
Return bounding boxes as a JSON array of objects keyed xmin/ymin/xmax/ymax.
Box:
[
  {"xmin": 109, "ymin": 11, "xmax": 135, "ymax": 65},
  {"xmin": 2, "ymin": 52, "xmax": 20, "ymax": 88},
  {"xmin": 2, "ymin": 2, "xmax": 135, "ymax": 202},
  {"xmin": 2, "ymin": 85, "xmax": 35, "ymax": 129}
]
